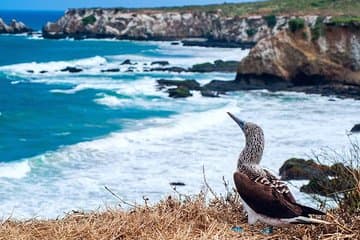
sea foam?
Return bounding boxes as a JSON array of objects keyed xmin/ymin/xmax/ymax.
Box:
[{"xmin": 0, "ymin": 161, "xmax": 31, "ymax": 179}]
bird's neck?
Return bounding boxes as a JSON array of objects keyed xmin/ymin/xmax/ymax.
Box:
[{"xmin": 237, "ymin": 138, "xmax": 264, "ymax": 167}]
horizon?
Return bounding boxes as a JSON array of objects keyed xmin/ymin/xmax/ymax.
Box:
[{"xmin": 0, "ymin": 0, "xmax": 260, "ymax": 11}]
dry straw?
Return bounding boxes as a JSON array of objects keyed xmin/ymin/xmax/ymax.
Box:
[{"xmin": 0, "ymin": 178, "xmax": 359, "ymax": 239}]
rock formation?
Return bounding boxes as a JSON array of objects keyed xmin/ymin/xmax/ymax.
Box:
[
  {"xmin": 42, "ymin": 8, "xmax": 288, "ymax": 44},
  {"xmin": 234, "ymin": 17, "xmax": 360, "ymax": 98},
  {"xmin": 0, "ymin": 18, "xmax": 32, "ymax": 34},
  {"xmin": 43, "ymin": 9, "xmax": 360, "ymax": 99}
]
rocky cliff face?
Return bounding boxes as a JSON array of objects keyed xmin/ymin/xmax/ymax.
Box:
[
  {"xmin": 42, "ymin": 8, "xmax": 292, "ymax": 43},
  {"xmin": 0, "ymin": 18, "xmax": 31, "ymax": 34},
  {"xmin": 234, "ymin": 18, "xmax": 360, "ymax": 98}
]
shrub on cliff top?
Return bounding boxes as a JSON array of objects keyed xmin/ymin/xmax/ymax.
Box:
[
  {"xmin": 263, "ymin": 15, "xmax": 277, "ymax": 28},
  {"xmin": 82, "ymin": 15, "xmax": 96, "ymax": 25},
  {"xmin": 246, "ymin": 28, "xmax": 257, "ymax": 37},
  {"xmin": 288, "ymin": 18, "xmax": 305, "ymax": 33},
  {"xmin": 329, "ymin": 16, "xmax": 360, "ymax": 27},
  {"xmin": 310, "ymin": 140, "xmax": 360, "ymax": 214}
]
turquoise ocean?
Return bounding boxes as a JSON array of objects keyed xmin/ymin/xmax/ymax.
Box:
[{"xmin": 0, "ymin": 11, "xmax": 359, "ymax": 219}]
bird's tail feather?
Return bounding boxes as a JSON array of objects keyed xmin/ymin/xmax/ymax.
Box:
[
  {"xmin": 288, "ymin": 216, "xmax": 331, "ymax": 225},
  {"xmin": 297, "ymin": 203, "xmax": 326, "ymax": 216}
]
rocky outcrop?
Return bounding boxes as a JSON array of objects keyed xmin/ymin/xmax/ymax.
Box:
[
  {"xmin": 156, "ymin": 79, "xmax": 227, "ymax": 98},
  {"xmin": 234, "ymin": 17, "xmax": 360, "ymax": 98},
  {"xmin": 279, "ymin": 159, "xmax": 356, "ymax": 197},
  {"xmin": 190, "ymin": 60, "xmax": 239, "ymax": 72},
  {"xmin": 60, "ymin": 66, "xmax": 83, "ymax": 73},
  {"xmin": 167, "ymin": 87, "xmax": 192, "ymax": 98},
  {"xmin": 351, "ymin": 124, "xmax": 360, "ymax": 133},
  {"xmin": 42, "ymin": 8, "xmax": 291, "ymax": 44},
  {"xmin": 157, "ymin": 79, "xmax": 201, "ymax": 90},
  {"xmin": 279, "ymin": 158, "xmax": 333, "ymax": 181},
  {"xmin": 0, "ymin": 18, "xmax": 32, "ymax": 34}
]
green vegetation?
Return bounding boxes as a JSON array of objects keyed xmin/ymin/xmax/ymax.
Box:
[
  {"xmin": 310, "ymin": 141, "xmax": 360, "ymax": 214},
  {"xmin": 82, "ymin": 15, "xmax": 96, "ymax": 25},
  {"xmin": 246, "ymin": 28, "xmax": 257, "ymax": 37},
  {"xmin": 263, "ymin": 15, "xmax": 277, "ymax": 28},
  {"xmin": 147, "ymin": 0, "xmax": 360, "ymax": 17},
  {"xmin": 288, "ymin": 18, "xmax": 305, "ymax": 33},
  {"xmin": 329, "ymin": 15, "xmax": 360, "ymax": 26},
  {"xmin": 311, "ymin": 16, "xmax": 325, "ymax": 41}
]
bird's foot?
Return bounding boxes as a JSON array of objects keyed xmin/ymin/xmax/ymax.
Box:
[
  {"xmin": 231, "ymin": 226, "xmax": 244, "ymax": 233},
  {"xmin": 260, "ymin": 226, "xmax": 274, "ymax": 235}
]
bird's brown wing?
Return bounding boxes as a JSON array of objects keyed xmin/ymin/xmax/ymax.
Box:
[
  {"xmin": 263, "ymin": 168, "xmax": 297, "ymax": 204},
  {"xmin": 234, "ymin": 171, "xmax": 303, "ymax": 219}
]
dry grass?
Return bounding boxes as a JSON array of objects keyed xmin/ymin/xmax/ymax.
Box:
[
  {"xmin": 0, "ymin": 190, "xmax": 359, "ymax": 240},
  {"xmin": 149, "ymin": 0, "xmax": 360, "ymax": 17}
]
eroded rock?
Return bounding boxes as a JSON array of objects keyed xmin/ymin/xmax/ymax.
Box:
[
  {"xmin": 167, "ymin": 87, "xmax": 192, "ymax": 98},
  {"xmin": 60, "ymin": 67, "xmax": 83, "ymax": 73},
  {"xmin": 189, "ymin": 60, "xmax": 239, "ymax": 73},
  {"xmin": 0, "ymin": 18, "xmax": 31, "ymax": 34},
  {"xmin": 279, "ymin": 158, "xmax": 333, "ymax": 181},
  {"xmin": 151, "ymin": 61, "xmax": 170, "ymax": 66},
  {"xmin": 157, "ymin": 79, "xmax": 201, "ymax": 90},
  {"xmin": 351, "ymin": 124, "xmax": 360, "ymax": 133}
]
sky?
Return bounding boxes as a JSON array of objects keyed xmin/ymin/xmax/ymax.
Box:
[{"xmin": 0, "ymin": 0, "xmax": 259, "ymax": 11}]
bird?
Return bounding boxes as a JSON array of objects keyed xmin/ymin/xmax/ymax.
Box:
[{"xmin": 227, "ymin": 112, "xmax": 329, "ymax": 228}]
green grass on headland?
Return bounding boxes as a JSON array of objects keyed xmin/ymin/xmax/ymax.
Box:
[{"xmin": 144, "ymin": 0, "xmax": 360, "ymax": 17}]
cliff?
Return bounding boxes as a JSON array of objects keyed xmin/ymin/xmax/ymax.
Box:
[
  {"xmin": 233, "ymin": 17, "xmax": 360, "ymax": 97},
  {"xmin": 42, "ymin": 8, "xmax": 289, "ymax": 44},
  {"xmin": 0, "ymin": 18, "xmax": 32, "ymax": 34},
  {"xmin": 42, "ymin": 8, "xmax": 360, "ymax": 98}
]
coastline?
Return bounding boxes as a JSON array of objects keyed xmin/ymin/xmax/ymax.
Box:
[{"xmin": 0, "ymin": 1, "xmax": 359, "ymax": 224}]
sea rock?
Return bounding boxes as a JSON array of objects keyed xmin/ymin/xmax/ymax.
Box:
[
  {"xmin": 300, "ymin": 162, "xmax": 353, "ymax": 196},
  {"xmin": 202, "ymin": 80, "xmax": 244, "ymax": 92},
  {"xmin": 157, "ymin": 79, "xmax": 201, "ymax": 90},
  {"xmin": 150, "ymin": 67, "xmax": 187, "ymax": 73},
  {"xmin": 101, "ymin": 68, "xmax": 120, "ymax": 72},
  {"xmin": 26, "ymin": 70, "xmax": 34, "ymax": 73},
  {"xmin": 0, "ymin": 18, "xmax": 32, "ymax": 34},
  {"xmin": 182, "ymin": 39, "xmax": 256, "ymax": 49},
  {"xmin": 279, "ymin": 158, "xmax": 355, "ymax": 197},
  {"xmin": 279, "ymin": 158, "xmax": 333, "ymax": 181},
  {"xmin": 169, "ymin": 182, "xmax": 186, "ymax": 186},
  {"xmin": 351, "ymin": 124, "xmax": 360, "ymax": 133},
  {"xmin": 120, "ymin": 59, "xmax": 133, "ymax": 65},
  {"xmin": 39, "ymin": 70, "xmax": 48, "ymax": 74},
  {"xmin": 200, "ymin": 90, "xmax": 220, "ymax": 97},
  {"xmin": 167, "ymin": 87, "xmax": 192, "ymax": 98},
  {"xmin": 189, "ymin": 60, "xmax": 240, "ymax": 72},
  {"xmin": 60, "ymin": 66, "xmax": 83, "ymax": 73},
  {"xmin": 151, "ymin": 61, "xmax": 170, "ymax": 66}
]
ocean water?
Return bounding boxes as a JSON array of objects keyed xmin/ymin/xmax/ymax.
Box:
[
  {"xmin": 0, "ymin": 10, "xmax": 64, "ymax": 30},
  {"xmin": 0, "ymin": 13, "xmax": 360, "ymax": 219}
]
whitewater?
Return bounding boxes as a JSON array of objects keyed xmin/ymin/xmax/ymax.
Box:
[{"xmin": 0, "ymin": 35, "xmax": 359, "ymax": 219}]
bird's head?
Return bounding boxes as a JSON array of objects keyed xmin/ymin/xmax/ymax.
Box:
[
  {"xmin": 227, "ymin": 112, "xmax": 265, "ymax": 165},
  {"xmin": 227, "ymin": 112, "xmax": 263, "ymax": 137}
]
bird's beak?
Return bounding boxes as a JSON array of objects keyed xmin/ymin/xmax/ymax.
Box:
[{"xmin": 227, "ymin": 112, "xmax": 245, "ymax": 129}]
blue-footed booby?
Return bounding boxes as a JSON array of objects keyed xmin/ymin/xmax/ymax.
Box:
[{"xmin": 227, "ymin": 112, "xmax": 329, "ymax": 226}]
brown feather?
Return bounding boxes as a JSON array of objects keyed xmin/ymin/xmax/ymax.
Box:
[{"xmin": 234, "ymin": 171, "xmax": 303, "ymax": 219}]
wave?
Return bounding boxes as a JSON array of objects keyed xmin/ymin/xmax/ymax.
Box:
[
  {"xmin": 94, "ymin": 94, "xmax": 131, "ymax": 108},
  {"xmin": 0, "ymin": 40, "xmax": 248, "ymax": 81},
  {"xmin": 0, "ymin": 161, "xmax": 31, "ymax": 179},
  {"xmin": 0, "ymin": 56, "xmax": 107, "ymax": 75}
]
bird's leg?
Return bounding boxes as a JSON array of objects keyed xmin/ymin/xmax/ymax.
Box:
[{"xmin": 260, "ymin": 226, "xmax": 274, "ymax": 235}]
